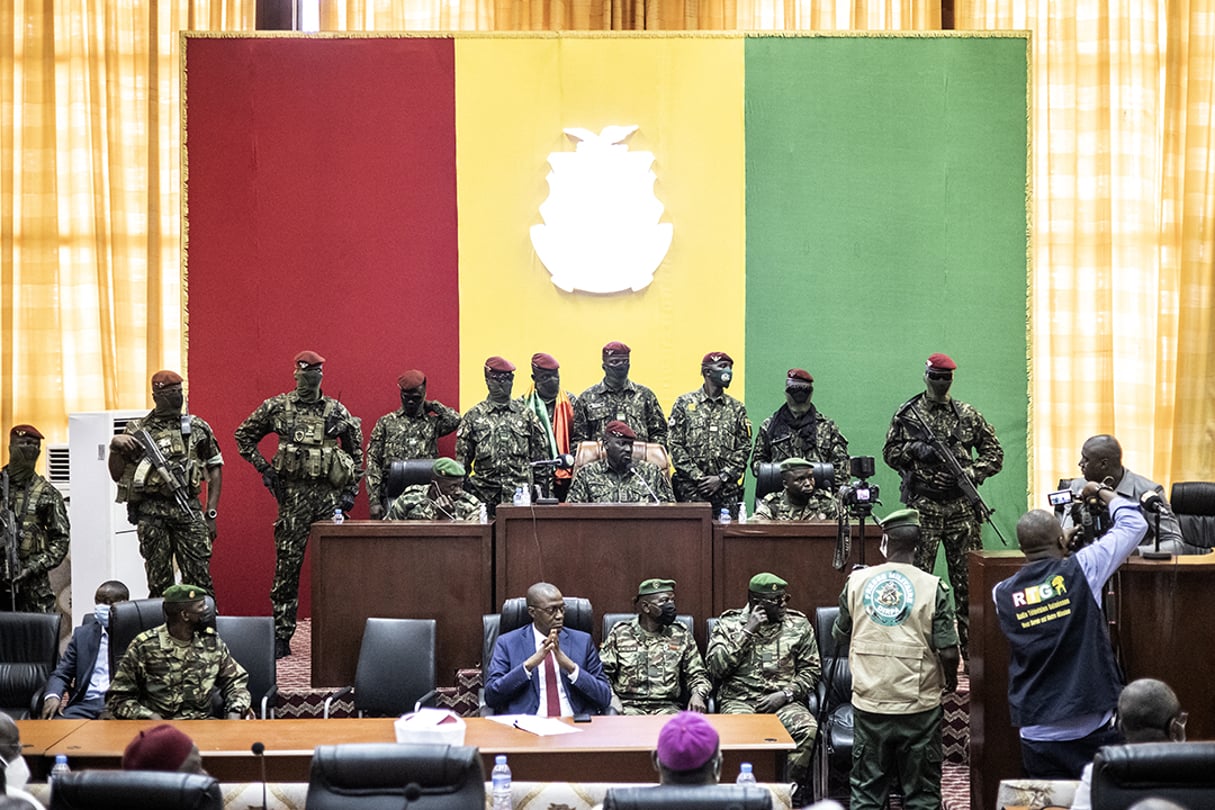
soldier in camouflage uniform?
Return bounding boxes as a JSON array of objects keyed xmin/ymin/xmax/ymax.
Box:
[
  {"xmin": 883, "ymin": 352, "xmax": 1003, "ymax": 661},
  {"xmin": 572, "ymin": 341, "xmax": 668, "ymax": 446},
  {"xmin": 567, "ymin": 421, "xmax": 673, "ymax": 504},
  {"xmin": 750, "ymin": 368, "xmax": 850, "ymax": 482},
  {"xmin": 753, "ymin": 456, "xmax": 841, "ymax": 521},
  {"xmin": 600, "ymin": 578, "xmax": 712, "ymax": 715},
  {"xmin": 108, "ymin": 371, "xmax": 223, "ymax": 597},
  {"xmin": 365, "ymin": 369, "xmax": 460, "ymax": 518},
  {"xmin": 455, "ymin": 356, "xmax": 548, "ymax": 516},
  {"xmin": 706, "ymin": 572, "xmax": 820, "ymax": 801},
  {"xmin": 668, "ymin": 352, "xmax": 752, "ymax": 519},
  {"xmin": 386, "ymin": 458, "xmax": 482, "ymax": 521},
  {"xmin": 1, "ymin": 425, "xmax": 69, "ymax": 613},
  {"xmin": 107, "ymin": 583, "xmax": 251, "ymax": 720},
  {"xmin": 234, "ymin": 351, "xmax": 363, "ymax": 658},
  {"xmin": 521, "ymin": 353, "xmax": 578, "ymax": 501}
]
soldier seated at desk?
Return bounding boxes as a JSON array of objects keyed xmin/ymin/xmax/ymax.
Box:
[{"xmin": 385, "ymin": 458, "xmax": 482, "ymax": 521}]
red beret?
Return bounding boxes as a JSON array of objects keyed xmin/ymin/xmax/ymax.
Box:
[
  {"xmin": 397, "ymin": 370, "xmax": 426, "ymax": 390},
  {"xmin": 531, "ymin": 352, "xmax": 559, "ymax": 370},
  {"xmin": 656, "ymin": 712, "xmax": 719, "ymax": 771},
  {"xmin": 786, "ymin": 368, "xmax": 814, "ymax": 383},
  {"xmin": 9, "ymin": 424, "xmax": 43, "ymax": 440},
  {"xmin": 122, "ymin": 724, "xmax": 195, "ymax": 771},
  {"xmin": 150, "ymin": 370, "xmax": 183, "ymax": 389},
  {"xmin": 926, "ymin": 353, "xmax": 957, "ymax": 371},
  {"xmin": 484, "ymin": 356, "xmax": 516, "ymax": 373},
  {"xmin": 602, "ymin": 341, "xmax": 631, "ymax": 357},
  {"xmin": 604, "ymin": 420, "xmax": 637, "ymax": 440},
  {"xmin": 702, "ymin": 352, "xmax": 733, "ymax": 366},
  {"xmin": 294, "ymin": 350, "xmax": 325, "ymax": 367}
]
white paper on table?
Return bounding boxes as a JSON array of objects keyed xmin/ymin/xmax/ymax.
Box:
[{"xmin": 485, "ymin": 714, "xmax": 583, "ymax": 736}]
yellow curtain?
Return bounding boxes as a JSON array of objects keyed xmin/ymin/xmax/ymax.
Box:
[
  {"xmin": 958, "ymin": 0, "xmax": 1215, "ymax": 502},
  {"xmin": 1, "ymin": 0, "xmax": 253, "ymax": 452}
]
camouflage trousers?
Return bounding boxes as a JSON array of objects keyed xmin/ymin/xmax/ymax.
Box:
[
  {"xmin": 618, "ymin": 699, "xmax": 683, "ymax": 716},
  {"xmin": 909, "ymin": 494, "xmax": 980, "ymax": 658},
  {"xmin": 719, "ymin": 698, "xmax": 818, "ymax": 784},
  {"xmin": 272, "ymin": 479, "xmax": 342, "ymax": 643},
  {"xmin": 851, "ymin": 706, "xmax": 943, "ymax": 810},
  {"xmin": 6, "ymin": 572, "xmax": 56, "ymax": 613},
  {"xmin": 672, "ymin": 477, "xmax": 744, "ymax": 518},
  {"xmin": 133, "ymin": 501, "xmax": 213, "ymax": 597}
]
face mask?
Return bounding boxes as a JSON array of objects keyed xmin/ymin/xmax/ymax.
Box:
[
  {"xmin": 3, "ymin": 753, "xmax": 31, "ymax": 790},
  {"xmin": 786, "ymin": 387, "xmax": 812, "ymax": 405},
  {"xmin": 604, "ymin": 361, "xmax": 630, "ymax": 383},
  {"xmin": 296, "ymin": 370, "xmax": 323, "ymax": 400},
  {"xmin": 7, "ymin": 444, "xmax": 39, "ymax": 472},
  {"xmin": 534, "ymin": 375, "xmax": 561, "ymax": 401},
  {"xmin": 656, "ymin": 602, "xmax": 678, "ymax": 626},
  {"xmin": 94, "ymin": 604, "xmax": 111, "ymax": 628},
  {"xmin": 709, "ymin": 368, "xmax": 733, "ymax": 388},
  {"xmin": 153, "ymin": 391, "xmax": 185, "ymax": 414},
  {"xmin": 926, "ymin": 376, "xmax": 952, "ymax": 400}
]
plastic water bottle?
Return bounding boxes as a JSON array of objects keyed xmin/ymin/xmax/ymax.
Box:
[
  {"xmin": 479, "ymin": 503, "xmax": 489, "ymax": 524},
  {"xmin": 491, "ymin": 754, "xmax": 512, "ymax": 810},
  {"xmin": 331, "ymin": 507, "xmax": 345, "ymax": 524},
  {"xmin": 735, "ymin": 762, "xmax": 757, "ymax": 785},
  {"xmin": 512, "ymin": 485, "xmax": 525, "ymax": 506},
  {"xmin": 737, "ymin": 501, "xmax": 748, "ymax": 524},
  {"xmin": 51, "ymin": 754, "xmax": 71, "ymax": 782},
  {"xmin": 719, "ymin": 507, "xmax": 732, "ymax": 525}
]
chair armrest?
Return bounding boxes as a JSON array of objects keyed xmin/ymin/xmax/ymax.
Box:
[
  {"xmin": 413, "ymin": 689, "xmax": 440, "ymax": 712},
  {"xmin": 261, "ymin": 685, "xmax": 280, "ymax": 719},
  {"xmin": 322, "ymin": 686, "xmax": 354, "ymax": 719}
]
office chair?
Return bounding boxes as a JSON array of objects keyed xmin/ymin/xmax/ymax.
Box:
[
  {"xmin": 1090, "ymin": 741, "xmax": 1215, "ymax": 810},
  {"xmin": 0, "ymin": 611, "xmax": 60, "ymax": 719},
  {"xmin": 603, "ymin": 785, "xmax": 773, "ymax": 810},
  {"xmin": 215, "ymin": 615, "xmax": 278, "ymax": 718},
  {"xmin": 323, "ymin": 618, "xmax": 438, "ymax": 719},
  {"xmin": 812, "ymin": 606, "xmax": 854, "ymax": 802},
  {"xmin": 306, "ymin": 742, "xmax": 485, "ymax": 810},
  {"xmin": 48, "ymin": 770, "xmax": 222, "ymax": 810},
  {"xmin": 1169, "ymin": 481, "xmax": 1215, "ymax": 552}
]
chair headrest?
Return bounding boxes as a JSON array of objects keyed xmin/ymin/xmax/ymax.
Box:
[{"xmin": 1170, "ymin": 482, "xmax": 1215, "ymax": 516}]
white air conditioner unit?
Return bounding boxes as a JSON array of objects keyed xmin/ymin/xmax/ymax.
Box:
[
  {"xmin": 45, "ymin": 443, "xmax": 70, "ymax": 500},
  {"xmin": 68, "ymin": 409, "xmax": 149, "ymax": 625}
]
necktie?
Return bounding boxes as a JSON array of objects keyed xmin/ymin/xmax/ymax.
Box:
[{"xmin": 544, "ymin": 651, "xmax": 561, "ymax": 717}]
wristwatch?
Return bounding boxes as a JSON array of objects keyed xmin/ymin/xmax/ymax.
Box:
[
  {"xmin": 783, "ymin": 689, "xmax": 794, "ymax": 703},
  {"xmin": 205, "ymin": 508, "xmax": 218, "ymax": 520}
]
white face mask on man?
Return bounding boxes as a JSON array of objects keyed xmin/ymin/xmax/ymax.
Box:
[{"xmin": 2, "ymin": 752, "xmax": 32, "ymax": 790}]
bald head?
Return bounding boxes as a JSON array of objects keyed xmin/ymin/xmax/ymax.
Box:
[
  {"xmin": 526, "ymin": 582, "xmax": 565, "ymax": 635},
  {"xmin": 1118, "ymin": 678, "xmax": 1183, "ymax": 743},
  {"xmin": 526, "ymin": 582, "xmax": 560, "ymax": 604},
  {"xmin": 1016, "ymin": 509, "xmax": 1065, "ymax": 559},
  {"xmin": 1084, "ymin": 435, "xmax": 1122, "ymax": 464},
  {"xmin": 0, "ymin": 711, "xmax": 19, "ymax": 760}
]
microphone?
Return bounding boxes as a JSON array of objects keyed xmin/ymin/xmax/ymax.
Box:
[
  {"xmin": 629, "ymin": 465, "xmax": 662, "ymax": 504},
  {"xmin": 1139, "ymin": 490, "xmax": 1165, "ymax": 514},
  {"xmin": 251, "ymin": 742, "xmax": 267, "ymax": 810},
  {"xmin": 530, "ymin": 454, "xmax": 575, "ymax": 469},
  {"xmin": 1139, "ymin": 490, "xmax": 1171, "ymax": 559}
]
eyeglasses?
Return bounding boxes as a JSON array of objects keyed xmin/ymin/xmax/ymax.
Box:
[
  {"xmin": 529, "ymin": 603, "xmax": 566, "ymax": 616},
  {"xmin": 753, "ymin": 594, "xmax": 789, "ymax": 607},
  {"xmin": 926, "ymin": 372, "xmax": 953, "ymax": 381}
]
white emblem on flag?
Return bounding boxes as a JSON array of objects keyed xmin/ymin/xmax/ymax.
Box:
[{"xmin": 530, "ymin": 126, "xmax": 673, "ymax": 294}]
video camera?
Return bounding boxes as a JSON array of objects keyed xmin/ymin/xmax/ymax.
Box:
[{"xmin": 839, "ymin": 456, "xmax": 881, "ymax": 517}]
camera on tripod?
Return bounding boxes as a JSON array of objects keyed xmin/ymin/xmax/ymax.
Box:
[{"xmin": 839, "ymin": 456, "xmax": 881, "ymax": 517}]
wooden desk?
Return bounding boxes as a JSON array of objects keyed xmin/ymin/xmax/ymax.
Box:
[
  {"xmin": 968, "ymin": 550, "xmax": 1215, "ymax": 810},
  {"xmin": 309, "ymin": 521, "xmax": 493, "ymax": 687},
  {"xmin": 43, "ymin": 715, "xmax": 794, "ymax": 783},
  {"xmin": 15, "ymin": 719, "xmax": 88, "ymax": 779},
  {"xmin": 713, "ymin": 521, "xmax": 884, "ymax": 617},
  {"xmin": 494, "ymin": 505, "xmax": 713, "ymax": 646}
]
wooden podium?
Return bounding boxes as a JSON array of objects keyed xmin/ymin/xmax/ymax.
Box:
[
  {"xmin": 309, "ymin": 521, "xmax": 493, "ymax": 688},
  {"xmin": 494, "ymin": 504, "xmax": 713, "ymax": 645}
]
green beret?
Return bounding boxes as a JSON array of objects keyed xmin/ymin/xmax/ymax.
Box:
[
  {"xmin": 748, "ymin": 572, "xmax": 788, "ymax": 593},
  {"xmin": 779, "ymin": 457, "xmax": 812, "ymax": 472},
  {"xmin": 162, "ymin": 583, "xmax": 206, "ymax": 603},
  {"xmin": 881, "ymin": 508, "xmax": 921, "ymax": 530},
  {"xmin": 432, "ymin": 458, "xmax": 465, "ymax": 478},
  {"xmin": 638, "ymin": 578, "xmax": 675, "ymax": 597}
]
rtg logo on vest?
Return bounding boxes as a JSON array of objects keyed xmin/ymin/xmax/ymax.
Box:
[{"xmin": 1009, "ymin": 575, "xmax": 1067, "ymax": 608}]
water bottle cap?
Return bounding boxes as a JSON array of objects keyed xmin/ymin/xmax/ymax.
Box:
[
  {"xmin": 56, "ymin": 754, "xmax": 67, "ymax": 764},
  {"xmin": 741, "ymin": 762, "xmax": 752, "ymax": 771},
  {"xmin": 495, "ymin": 754, "xmax": 507, "ymax": 765}
]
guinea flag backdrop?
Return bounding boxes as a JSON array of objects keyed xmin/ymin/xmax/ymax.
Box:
[{"xmin": 184, "ymin": 32, "xmax": 1028, "ymax": 616}]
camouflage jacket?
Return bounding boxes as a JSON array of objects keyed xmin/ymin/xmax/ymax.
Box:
[
  {"xmin": 366, "ymin": 403, "xmax": 461, "ymax": 505},
  {"xmin": 566, "ymin": 459, "xmax": 674, "ymax": 504},
  {"xmin": 385, "ymin": 483, "xmax": 482, "ymax": 522},
  {"xmin": 667, "ymin": 388, "xmax": 752, "ymax": 487},
  {"xmin": 115, "ymin": 412, "xmax": 223, "ymax": 504},
  {"xmin": 1, "ymin": 468, "xmax": 69, "ymax": 578},
  {"xmin": 883, "ymin": 394, "xmax": 1003, "ymax": 498},
  {"xmin": 572, "ymin": 380, "xmax": 668, "ymax": 446},
  {"xmin": 600, "ymin": 618, "xmax": 712, "ymax": 709},
  {"xmin": 455, "ymin": 399, "xmax": 548, "ymax": 503},
  {"xmin": 750, "ymin": 405, "xmax": 850, "ymax": 480},
  {"xmin": 752, "ymin": 490, "xmax": 841, "ymax": 522},
  {"xmin": 706, "ymin": 606, "xmax": 820, "ymax": 705},
  {"xmin": 234, "ymin": 392, "xmax": 364, "ymax": 492},
  {"xmin": 107, "ymin": 625, "xmax": 251, "ymax": 719}
]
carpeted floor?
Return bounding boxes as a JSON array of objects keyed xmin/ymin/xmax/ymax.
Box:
[{"xmin": 276, "ymin": 619, "xmax": 971, "ymax": 809}]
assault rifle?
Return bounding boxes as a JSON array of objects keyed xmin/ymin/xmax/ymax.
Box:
[
  {"xmin": 899, "ymin": 402, "xmax": 1009, "ymax": 546},
  {"xmin": 1, "ymin": 471, "xmax": 19, "ymax": 610},
  {"xmin": 132, "ymin": 428, "xmax": 201, "ymax": 521}
]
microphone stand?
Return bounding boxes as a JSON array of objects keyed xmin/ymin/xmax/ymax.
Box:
[{"xmin": 1140, "ymin": 505, "xmax": 1170, "ymax": 560}]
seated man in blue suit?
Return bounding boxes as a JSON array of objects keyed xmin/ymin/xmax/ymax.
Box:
[
  {"xmin": 484, "ymin": 582, "xmax": 612, "ymax": 716},
  {"xmin": 40, "ymin": 580, "xmax": 129, "ymax": 719}
]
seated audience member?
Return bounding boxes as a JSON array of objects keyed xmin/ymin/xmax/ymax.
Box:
[
  {"xmin": 385, "ymin": 458, "xmax": 482, "ymax": 521},
  {"xmin": 654, "ymin": 711, "xmax": 723, "ymax": 784},
  {"xmin": 122, "ymin": 723, "xmax": 207, "ymax": 775},
  {"xmin": 484, "ymin": 582, "xmax": 612, "ymax": 716},
  {"xmin": 106, "ymin": 583, "xmax": 252, "ymax": 720},
  {"xmin": 1070, "ymin": 679, "xmax": 1187, "ymax": 810},
  {"xmin": 566, "ymin": 421, "xmax": 674, "ymax": 504},
  {"xmin": 600, "ymin": 578, "xmax": 711, "ymax": 715},
  {"xmin": 0, "ymin": 714, "xmax": 45, "ymax": 810},
  {"xmin": 752, "ymin": 457, "xmax": 841, "ymax": 521},
  {"xmin": 40, "ymin": 580, "xmax": 129, "ymax": 719}
]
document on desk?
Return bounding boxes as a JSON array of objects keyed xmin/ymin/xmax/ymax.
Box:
[{"xmin": 487, "ymin": 715, "xmax": 583, "ymax": 736}]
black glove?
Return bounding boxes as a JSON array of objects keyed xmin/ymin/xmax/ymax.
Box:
[
  {"xmin": 909, "ymin": 441, "xmax": 939, "ymax": 462},
  {"xmin": 339, "ymin": 492, "xmax": 356, "ymax": 513},
  {"xmin": 261, "ymin": 470, "xmax": 281, "ymax": 497}
]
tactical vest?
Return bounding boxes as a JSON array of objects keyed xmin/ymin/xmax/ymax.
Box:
[
  {"xmin": 116, "ymin": 416, "xmax": 205, "ymax": 503},
  {"xmin": 271, "ymin": 397, "xmax": 355, "ymax": 487},
  {"xmin": 9, "ymin": 474, "xmax": 50, "ymax": 551}
]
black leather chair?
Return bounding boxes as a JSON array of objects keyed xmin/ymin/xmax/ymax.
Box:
[
  {"xmin": 306, "ymin": 742, "xmax": 485, "ymax": 810},
  {"xmin": 323, "ymin": 618, "xmax": 438, "ymax": 719},
  {"xmin": 603, "ymin": 785, "xmax": 773, "ymax": 810},
  {"xmin": 48, "ymin": 770, "xmax": 222, "ymax": 810},
  {"xmin": 215, "ymin": 615, "xmax": 278, "ymax": 718},
  {"xmin": 108, "ymin": 595, "xmax": 218, "ymax": 672},
  {"xmin": 1090, "ymin": 741, "xmax": 1215, "ymax": 810},
  {"xmin": 812, "ymin": 606, "xmax": 854, "ymax": 802},
  {"xmin": 0, "ymin": 611, "xmax": 61, "ymax": 719},
  {"xmin": 1170, "ymin": 481, "xmax": 1215, "ymax": 551},
  {"xmin": 480, "ymin": 596, "xmax": 594, "ymax": 715}
]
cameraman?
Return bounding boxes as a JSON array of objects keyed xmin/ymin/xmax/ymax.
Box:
[
  {"xmin": 993, "ymin": 481, "xmax": 1147, "ymax": 779},
  {"xmin": 1062, "ymin": 434, "xmax": 1191, "ymax": 554}
]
